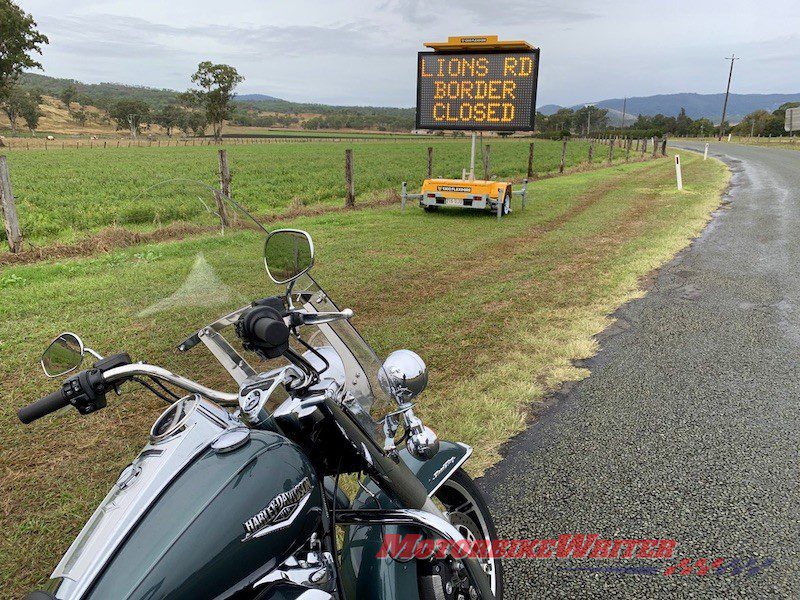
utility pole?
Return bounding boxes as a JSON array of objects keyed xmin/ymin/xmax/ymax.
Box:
[
  {"xmin": 587, "ymin": 104, "xmax": 593, "ymax": 137},
  {"xmin": 718, "ymin": 54, "xmax": 738, "ymax": 141},
  {"xmin": 621, "ymin": 97, "xmax": 627, "ymax": 129}
]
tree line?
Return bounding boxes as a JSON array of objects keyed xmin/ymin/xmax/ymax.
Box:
[{"xmin": 536, "ymin": 103, "xmax": 800, "ymax": 139}]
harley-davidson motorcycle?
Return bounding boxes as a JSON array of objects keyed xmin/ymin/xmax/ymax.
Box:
[{"xmin": 18, "ymin": 182, "xmax": 502, "ymax": 600}]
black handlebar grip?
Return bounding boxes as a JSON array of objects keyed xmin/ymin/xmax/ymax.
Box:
[
  {"xmin": 236, "ymin": 305, "xmax": 290, "ymax": 359},
  {"xmin": 18, "ymin": 388, "xmax": 69, "ymax": 424},
  {"xmin": 252, "ymin": 314, "xmax": 290, "ymax": 347}
]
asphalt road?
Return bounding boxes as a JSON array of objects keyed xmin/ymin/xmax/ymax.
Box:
[{"xmin": 480, "ymin": 142, "xmax": 800, "ymax": 599}]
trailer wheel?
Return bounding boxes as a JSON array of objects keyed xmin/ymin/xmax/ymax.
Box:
[
  {"xmin": 423, "ymin": 206, "xmax": 438, "ymax": 213},
  {"xmin": 502, "ymin": 190, "xmax": 511, "ymax": 216}
]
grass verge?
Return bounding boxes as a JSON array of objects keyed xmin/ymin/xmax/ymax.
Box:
[
  {"xmin": 688, "ymin": 136, "xmax": 800, "ymax": 152},
  {"xmin": 0, "ymin": 151, "xmax": 728, "ymax": 595}
]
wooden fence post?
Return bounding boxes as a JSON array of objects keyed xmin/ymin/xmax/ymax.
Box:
[
  {"xmin": 625, "ymin": 138, "xmax": 631, "ymax": 162},
  {"xmin": 588, "ymin": 140, "xmax": 594, "ymax": 162},
  {"xmin": 661, "ymin": 138, "xmax": 667, "ymax": 157},
  {"xmin": 0, "ymin": 156, "xmax": 23, "ymax": 253},
  {"xmin": 345, "ymin": 149, "xmax": 355, "ymax": 207},
  {"xmin": 635, "ymin": 138, "xmax": 640, "ymax": 152},
  {"xmin": 216, "ymin": 149, "xmax": 231, "ymax": 227},
  {"xmin": 483, "ymin": 144, "xmax": 491, "ymax": 180},
  {"xmin": 427, "ymin": 146, "xmax": 433, "ymax": 178},
  {"xmin": 652, "ymin": 138, "xmax": 658, "ymax": 159},
  {"xmin": 527, "ymin": 142, "xmax": 535, "ymax": 178},
  {"xmin": 559, "ymin": 139, "xmax": 567, "ymax": 173},
  {"xmin": 607, "ymin": 138, "xmax": 614, "ymax": 164}
]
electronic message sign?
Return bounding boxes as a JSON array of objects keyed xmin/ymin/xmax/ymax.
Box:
[{"xmin": 416, "ymin": 50, "xmax": 539, "ymax": 131}]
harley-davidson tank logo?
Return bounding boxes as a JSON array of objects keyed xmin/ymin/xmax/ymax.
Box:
[{"xmin": 242, "ymin": 477, "xmax": 312, "ymax": 542}]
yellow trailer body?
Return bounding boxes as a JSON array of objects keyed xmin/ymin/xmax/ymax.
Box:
[{"xmin": 419, "ymin": 178, "xmax": 511, "ymax": 213}]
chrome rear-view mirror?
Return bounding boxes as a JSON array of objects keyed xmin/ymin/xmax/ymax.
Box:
[
  {"xmin": 264, "ymin": 229, "xmax": 315, "ymax": 284},
  {"xmin": 41, "ymin": 332, "xmax": 85, "ymax": 378}
]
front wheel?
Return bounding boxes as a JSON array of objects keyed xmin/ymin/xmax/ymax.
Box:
[{"xmin": 419, "ymin": 468, "xmax": 503, "ymax": 599}]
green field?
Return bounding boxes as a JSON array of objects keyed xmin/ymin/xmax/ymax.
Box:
[
  {"xmin": 2, "ymin": 138, "xmax": 629, "ymax": 247},
  {"xmin": 0, "ymin": 151, "xmax": 728, "ymax": 595}
]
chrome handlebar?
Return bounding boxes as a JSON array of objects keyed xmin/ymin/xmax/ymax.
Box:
[{"xmin": 102, "ymin": 363, "xmax": 239, "ymax": 406}]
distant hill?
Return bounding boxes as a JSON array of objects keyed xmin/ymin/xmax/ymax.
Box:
[
  {"xmin": 540, "ymin": 92, "xmax": 800, "ymax": 124},
  {"xmin": 236, "ymin": 93, "xmax": 284, "ymax": 102},
  {"xmin": 18, "ymin": 73, "xmax": 180, "ymax": 109},
  {"xmin": 14, "ymin": 73, "xmax": 416, "ymax": 132}
]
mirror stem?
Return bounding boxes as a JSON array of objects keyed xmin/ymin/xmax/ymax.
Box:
[{"xmin": 85, "ymin": 347, "xmax": 104, "ymax": 360}]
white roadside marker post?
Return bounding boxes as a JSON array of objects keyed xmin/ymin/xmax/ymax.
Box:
[
  {"xmin": 401, "ymin": 181, "xmax": 407, "ymax": 212},
  {"xmin": 727, "ymin": 133, "xmax": 732, "ymax": 142},
  {"xmin": 675, "ymin": 155, "xmax": 683, "ymax": 191},
  {"xmin": 704, "ymin": 143, "xmax": 709, "ymax": 160}
]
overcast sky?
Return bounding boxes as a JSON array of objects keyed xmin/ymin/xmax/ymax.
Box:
[{"xmin": 16, "ymin": 0, "xmax": 800, "ymax": 107}]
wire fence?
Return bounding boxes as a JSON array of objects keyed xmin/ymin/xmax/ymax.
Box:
[{"xmin": 0, "ymin": 135, "xmax": 430, "ymax": 151}]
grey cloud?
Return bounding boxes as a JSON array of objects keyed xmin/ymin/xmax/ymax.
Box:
[
  {"xmin": 386, "ymin": 0, "xmax": 599, "ymax": 25},
  {"xmin": 42, "ymin": 13, "xmax": 402, "ymax": 60}
]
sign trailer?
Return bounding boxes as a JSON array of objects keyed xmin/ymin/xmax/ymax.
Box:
[{"xmin": 406, "ymin": 35, "xmax": 540, "ymax": 219}]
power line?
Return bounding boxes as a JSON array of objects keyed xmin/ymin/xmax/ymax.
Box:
[{"xmin": 718, "ymin": 54, "xmax": 739, "ymax": 141}]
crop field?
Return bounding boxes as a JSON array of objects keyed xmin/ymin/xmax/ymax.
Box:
[
  {"xmin": 2, "ymin": 138, "xmax": 630, "ymax": 248},
  {"xmin": 0, "ymin": 151, "xmax": 728, "ymax": 595}
]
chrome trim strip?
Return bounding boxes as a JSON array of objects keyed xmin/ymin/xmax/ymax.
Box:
[
  {"xmin": 427, "ymin": 442, "xmax": 472, "ymax": 498},
  {"xmin": 50, "ymin": 402, "xmax": 235, "ymax": 599}
]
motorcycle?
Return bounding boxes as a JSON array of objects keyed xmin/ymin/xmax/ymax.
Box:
[{"xmin": 19, "ymin": 181, "xmax": 502, "ymax": 600}]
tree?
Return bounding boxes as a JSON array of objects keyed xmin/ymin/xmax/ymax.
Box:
[
  {"xmin": 1, "ymin": 85, "xmax": 40, "ymax": 131},
  {"xmin": 763, "ymin": 114, "xmax": 787, "ymax": 137},
  {"xmin": 0, "ymin": 0, "xmax": 49, "ymax": 101},
  {"xmin": 675, "ymin": 107, "xmax": 692, "ymax": 136},
  {"xmin": 70, "ymin": 107, "xmax": 87, "ymax": 126},
  {"xmin": 179, "ymin": 110, "xmax": 208, "ymax": 137},
  {"xmin": 190, "ymin": 62, "xmax": 244, "ymax": 141},
  {"xmin": 734, "ymin": 110, "xmax": 772, "ymax": 136},
  {"xmin": 153, "ymin": 104, "xmax": 183, "ymax": 137},
  {"xmin": 59, "ymin": 84, "xmax": 78, "ymax": 107},
  {"xmin": 109, "ymin": 99, "xmax": 151, "ymax": 138},
  {"xmin": 689, "ymin": 118, "xmax": 714, "ymax": 136},
  {"xmin": 765, "ymin": 102, "xmax": 800, "ymax": 136},
  {"xmin": 573, "ymin": 105, "xmax": 608, "ymax": 135},
  {"xmin": 19, "ymin": 87, "xmax": 42, "ymax": 133}
]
